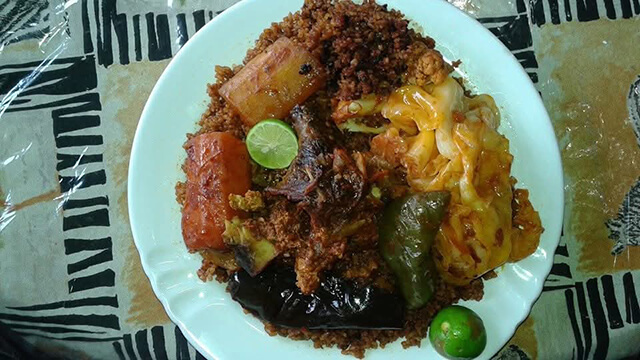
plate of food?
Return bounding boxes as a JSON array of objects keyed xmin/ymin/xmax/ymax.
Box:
[{"xmin": 127, "ymin": 0, "xmax": 563, "ymax": 359}]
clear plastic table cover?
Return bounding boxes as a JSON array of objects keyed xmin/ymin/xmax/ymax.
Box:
[{"xmin": 1, "ymin": 0, "xmax": 639, "ymax": 359}]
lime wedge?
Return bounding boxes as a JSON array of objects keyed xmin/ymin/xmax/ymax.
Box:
[{"xmin": 246, "ymin": 119, "xmax": 298, "ymax": 169}]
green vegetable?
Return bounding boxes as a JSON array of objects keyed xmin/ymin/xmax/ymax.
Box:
[
  {"xmin": 222, "ymin": 217, "xmax": 278, "ymax": 276},
  {"xmin": 338, "ymin": 118, "xmax": 387, "ymax": 134},
  {"xmin": 370, "ymin": 186, "xmax": 382, "ymax": 199},
  {"xmin": 429, "ymin": 305, "xmax": 487, "ymax": 359},
  {"xmin": 229, "ymin": 190, "xmax": 265, "ymax": 212},
  {"xmin": 246, "ymin": 119, "xmax": 299, "ymax": 169},
  {"xmin": 379, "ymin": 191, "xmax": 450, "ymax": 309},
  {"xmin": 332, "ymin": 94, "xmax": 386, "ymax": 123},
  {"xmin": 338, "ymin": 219, "xmax": 367, "ymax": 237}
]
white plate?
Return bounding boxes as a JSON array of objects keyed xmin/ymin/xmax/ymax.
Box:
[{"xmin": 128, "ymin": 0, "xmax": 564, "ymax": 359}]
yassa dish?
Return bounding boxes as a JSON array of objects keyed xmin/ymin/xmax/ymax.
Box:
[{"xmin": 175, "ymin": 0, "xmax": 543, "ymax": 358}]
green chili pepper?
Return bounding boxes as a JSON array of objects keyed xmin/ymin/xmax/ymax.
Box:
[{"xmin": 379, "ymin": 191, "xmax": 450, "ymax": 309}]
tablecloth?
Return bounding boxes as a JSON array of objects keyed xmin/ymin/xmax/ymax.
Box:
[{"xmin": 1, "ymin": 0, "xmax": 639, "ymax": 359}]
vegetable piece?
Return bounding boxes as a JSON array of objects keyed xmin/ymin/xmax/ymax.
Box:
[
  {"xmin": 200, "ymin": 249, "xmax": 239, "ymax": 271},
  {"xmin": 406, "ymin": 49, "xmax": 450, "ymax": 87},
  {"xmin": 332, "ymin": 94, "xmax": 386, "ymax": 124},
  {"xmin": 403, "ymin": 129, "xmax": 437, "ymax": 182},
  {"xmin": 228, "ymin": 266, "xmax": 405, "ymax": 330},
  {"xmin": 246, "ymin": 119, "xmax": 299, "ymax": 169},
  {"xmin": 465, "ymin": 94, "xmax": 500, "ymax": 130},
  {"xmin": 510, "ymin": 188, "xmax": 544, "ymax": 262},
  {"xmin": 380, "ymin": 78, "xmax": 465, "ymax": 137},
  {"xmin": 222, "ymin": 217, "xmax": 278, "ymax": 276},
  {"xmin": 433, "ymin": 122, "xmax": 516, "ymax": 285},
  {"xmin": 337, "ymin": 219, "xmax": 367, "ymax": 237},
  {"xmin": 379, "ymin": 191, "xmax": 450, "ymax": 309},
  {"xmin": 370, "ymin": 186, "xmax": 382, "ymax": 199},
  {"xmin": 370, "ymin": 127, "xmax": 409, "ymax": 167},
  {"xmin": 338, "ymin": 118, "xmax": 388, "ymax": 134},
  {"xmin": 429, "ymin": 305, "xmax": 487, "ymax": 359},
  {"xmin": 229, "ymin": 190, "xmax": 265, "ymax": 212},
  {"xmin": 219, "ymin": 37, "xmax": 326, "ymax": 128},
  {"xmin": 181, "ymin": 132, "xmax": 251, "ymax": 251}
]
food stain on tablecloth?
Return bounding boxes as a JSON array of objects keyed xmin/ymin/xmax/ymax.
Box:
[
  {"xmin": 101, "ymin": 60, "xmax": 172, "ymax": 326},
  {"xmin": 536, "ymin": 17, "xmax": 640, "ymax": 274}
]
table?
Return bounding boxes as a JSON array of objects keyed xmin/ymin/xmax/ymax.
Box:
[{"xmin": 1, "ymin": 0, "xmax": 638, "ymax": 359}]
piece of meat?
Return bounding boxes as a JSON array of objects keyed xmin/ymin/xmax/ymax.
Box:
[
  {"xmin": 323, "ymin": 148, "xmax": 365, "ymax": 213},
  {"xmin": 219, "ymin": 37, "xmax": 326, "ymax": 128},
  {"xmin": 266, "ymin": 106, "xmax": 366, "ymax": 294},
  {"xmin": 266, "ymin": 105, "xmax": 339, "ymax": 202},
  {"xmin": 266, "ymin": 106, "xmax": 364, "ymax": 212},
  {"xmin": 181, "ymin": 132, "xmax": 251, "ymax": 251}
]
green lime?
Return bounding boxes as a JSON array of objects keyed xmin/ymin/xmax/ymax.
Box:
[
  {"xmin": 429, "ymin": 305, "xmax": 487, "ymax": 359},
  {"xmin": 246, "ymin": 119, "xmax": 298, "ymax": 169}
]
